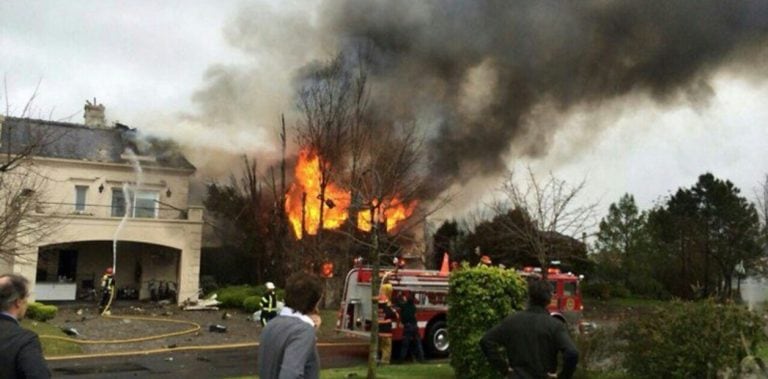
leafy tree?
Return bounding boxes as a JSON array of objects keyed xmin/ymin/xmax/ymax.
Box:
[
  {"xmin": 592, "ymin": 194, "xmax": 659, "ymax": 296},
  {"xmin": 693, "ymin": 174, "xmax": 761, "ymax": 299},
  {"xmin": 645, "ymin": 173, "xmax": 762, "ymax": 300}
]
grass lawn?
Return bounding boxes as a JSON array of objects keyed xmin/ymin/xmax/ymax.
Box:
[
  {"xmin": 320, "ymin": 362, "xmax": 454, "ymax": 379},
  {"xmin": 22, "ymin": 319, "xmax": 82, "ymax": 357},
  {"xmin": 318, "ymin": 308, "xmax": 340, "ymax": 337},
  {"xmin": 228, "ymin": 362, "xmax": 455, "ymax": 379}
]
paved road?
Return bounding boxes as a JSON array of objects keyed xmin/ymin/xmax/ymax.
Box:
[{"xmin": 48, "ymin": 343, "xmax": 369, "ymax": 378}]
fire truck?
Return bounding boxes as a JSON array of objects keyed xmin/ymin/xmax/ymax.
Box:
[{"xmin": 336, "ymin": 265, "xmax": 583, "ymax": 357}]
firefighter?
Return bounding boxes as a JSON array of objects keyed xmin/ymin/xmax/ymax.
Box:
[
  {"xmin": 260, "ymin": 282, "xmax": 278, "ymax": 326},
  {"xmin": 480, "ymin": 255, "xmax": 492, "ymax": 266},
  {"xmin": 98, "ymin": 267, "xmax": 116, "ymax": 315},
  {"xmin": 377, "ymin": 293, "xmax": 399, "ymax": 365}
]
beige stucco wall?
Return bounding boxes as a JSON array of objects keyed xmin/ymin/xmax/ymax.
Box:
[{"xmin": 8, "ymin": 156, "xmax": 203, "ymax": 304}]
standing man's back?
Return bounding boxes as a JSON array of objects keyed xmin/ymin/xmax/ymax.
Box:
[
  {"xmin": 480, "ymin": 280, "xmax": 578, "ymax": 379},
  {"xmin": 259, "ymin": 316, "xmax": 319, "ymax": 378},
  {"xmin": 258, "ymin": 273, "xmax": 323, "ymax": 379},
  {"xmin": 0, "ymin": 273, "xmax": 51, "ymax": 379}
]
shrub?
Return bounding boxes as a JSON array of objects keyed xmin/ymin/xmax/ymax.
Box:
[
  {"xmin": 620, "ymin": 300, "xmax": 765, "ymax": 378},
  {"xmin": 215, "ymin": 284, "xmax": 285, "ymax": 311},
  {"xmin": 215, "ymin": 285, "xmax": 262, "ymax": 308},
  {"xmin": 447, "ymin": 264, "xmax": 527, "ymax": 379},
  {"xmin": 243, "ymin": 295, "xmax": 261, "ymax": 313},
  {"xmin": 26, "ymin": 302, "xmax": 57, "ymax": 322}
]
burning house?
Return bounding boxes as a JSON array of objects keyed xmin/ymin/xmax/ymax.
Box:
[
  {"xmin": 0, "ymin": 101, "xmax": 203, "ymax": 304},
  {"xmin": 283, "ymin": 146, "xmax": 427, "ymax": 272}
]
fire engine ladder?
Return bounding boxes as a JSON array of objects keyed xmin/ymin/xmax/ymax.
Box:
[{"xmin": 390, "ymin": 274, "xmax": 449, "ymax": 292}]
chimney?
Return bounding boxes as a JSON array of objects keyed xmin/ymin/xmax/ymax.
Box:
[{"xmin": 84, "ymin": 98, "xmax": 106, "ymax": 128}]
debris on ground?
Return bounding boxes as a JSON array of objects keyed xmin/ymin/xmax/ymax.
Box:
[
  {"xmin": 183, "ymin": 294, "xmax": 221, "ymax": 311},
  {"xmin": 208, "ymin": 324, "xmax": 227, "ymax": 333},
  {"xmin": 61, "ymin": 327, "xmax": 80, "ymax": 336},
  {"xmin": 221, "ymin": 312, "xmax": 231, "ymax": 320}
]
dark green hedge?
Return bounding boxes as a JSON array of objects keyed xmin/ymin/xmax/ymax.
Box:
[
  {"xmin": 620, "ymin": 300, "xmax": 765, "ymax": 378},
  {"xmin": 243, "ymin": 295, "xmax": 261, "ymax": 313},
  {"xmin": 447, "ymin": 264, "xmax": 527, "ymax": 379},
  {"xmin": 215, "ymin": 284, "xmax": 284, "ymax": 311},
  {"xmin": 26, "ymin": 302, "xmax": 58, "ymax": 322}
]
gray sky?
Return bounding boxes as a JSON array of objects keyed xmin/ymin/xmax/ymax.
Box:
[{"xmin": 2, "ymin": 1, "xmax": 768, "ymax": 219}]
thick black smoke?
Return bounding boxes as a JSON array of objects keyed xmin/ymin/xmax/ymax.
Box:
[
  {"xmin": 318, "ymin": 0, "xmax": 768, "ymax": 184},
  {"xmin": 192, "ymin": 0, "xmax": 768, "ymax": 188}
]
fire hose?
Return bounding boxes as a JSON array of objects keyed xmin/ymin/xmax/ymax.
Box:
[{"xmin": 38, "ymin": 313, "xmax": 202, "ymax": 345}]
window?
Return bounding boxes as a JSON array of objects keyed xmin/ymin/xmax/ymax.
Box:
[
  {"xmin": 75, "ymin": 186, "xmax": 88, "ymax": 211},
  {"xmin": 111, "ymin": 188, "xmax": 158, "ymax": 218},
  {"xmin": 133, "ymin": 191, "xmax": 159, "ymax": 218},
  {"xmin": 563, "ymin": 281, "xmax": 577, "ymax": 296},
  {"xmin": 111, "ymin": 188, "xmax": 126, "ymax": 217}
]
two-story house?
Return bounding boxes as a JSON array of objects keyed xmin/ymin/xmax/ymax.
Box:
[{"xmin": 0, "ymin": 101, "xmax": 203, "ymax": 304}]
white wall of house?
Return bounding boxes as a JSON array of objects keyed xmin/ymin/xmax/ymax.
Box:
[{"xmin": 9, "ymin": 155, "xmax": 203, "ymax": 304}]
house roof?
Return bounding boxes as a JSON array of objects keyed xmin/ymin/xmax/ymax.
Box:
[{"xmin": 0, "ymin": 117, "xmax": 195, "ymax": 171}]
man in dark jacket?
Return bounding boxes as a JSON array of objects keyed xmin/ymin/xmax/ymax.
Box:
[
  {"xmin": 480, "ymin": 280, "xmax": 579, "ymax": 379},
  {"xmin": 396, "ymin": 291, "xmax": 425, "ymax": 363},
  {"xmin": 0, "ymin": 273, "xmax": 51, "ymax": 379}
]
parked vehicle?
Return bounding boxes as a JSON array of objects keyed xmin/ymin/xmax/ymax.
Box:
[{"xmin": 336, "ymin": 265, "xmax": 583, "ymax": 357}]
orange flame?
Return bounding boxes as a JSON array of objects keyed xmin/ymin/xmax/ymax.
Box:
[
  {"xmin": 285, "ymin": 149, "xmax": 350, "ymax": 238},
  {"xmin": 285, "ymin": 148, "xmax": 417, "ymax": 239},
  {"xmin": 357, "ymin": 198, "xmax": 418, "ymax": 232}
]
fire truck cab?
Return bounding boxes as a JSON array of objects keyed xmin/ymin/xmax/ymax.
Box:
[
  {"xmin": 336, "ymin": 266, "xmax": 583, "ymax": 357},
  {"xmin": 521, "ymin": 266, "xmax": 584, "ymax": 326},
  {"xmin": 337, "ymin": 267, "xmax": 451, "ymax": 357}
]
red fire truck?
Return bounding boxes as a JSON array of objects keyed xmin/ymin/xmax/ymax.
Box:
[{"xmin": 336, "ymin": 265, "xmax": 583, "ymax": 357}]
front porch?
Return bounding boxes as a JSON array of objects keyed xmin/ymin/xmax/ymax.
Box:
[
  {"xmin": 4, "ymin": 208, "xmax": 203, "ymax": 304},
  {"xmin": 35, "ymin": 241, "xmax": 181, "ymax": 302}
]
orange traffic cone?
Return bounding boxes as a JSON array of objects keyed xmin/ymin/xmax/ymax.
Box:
[{"xmin": 439, "ymin": 252, "xmax": 450, "ymax": 276}]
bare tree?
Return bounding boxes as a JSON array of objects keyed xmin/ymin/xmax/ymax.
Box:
[
  {"xmin": 293, "ymin": 52, "xmax": 447, "ymax": 378},
  {"xmin": 343, "ymin": 121, "xmax": 446, "ymax": 379},
  {"xmin": 1, "ymin": 85, "xmax": 62, "ymax": 265},
  {"xmin": 295, "ymin": 55, "xmax": 355, "ymax": 237},
  {"xmin": 492, "ymin": 167, "xmax": 598, "ymax": 277}
]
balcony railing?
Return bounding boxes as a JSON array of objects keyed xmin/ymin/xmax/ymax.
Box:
[{"xmin": 35, "ymin": 201, "xmax": 200, "ymax": 221}]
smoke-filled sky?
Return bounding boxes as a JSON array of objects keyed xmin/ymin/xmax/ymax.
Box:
[{"xmin": 2, "ymin": 0, "xmax": 768, "ymax": 219}]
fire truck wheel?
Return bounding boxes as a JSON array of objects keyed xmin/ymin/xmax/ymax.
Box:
[{"xmin": 425, "ymin": 320, "xmax": 449, "ymax": 357}]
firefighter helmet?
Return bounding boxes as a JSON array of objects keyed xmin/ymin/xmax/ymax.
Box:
[{"xmin": 265, "ymin": 282, "xmax": 275, "ymax": 290}]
